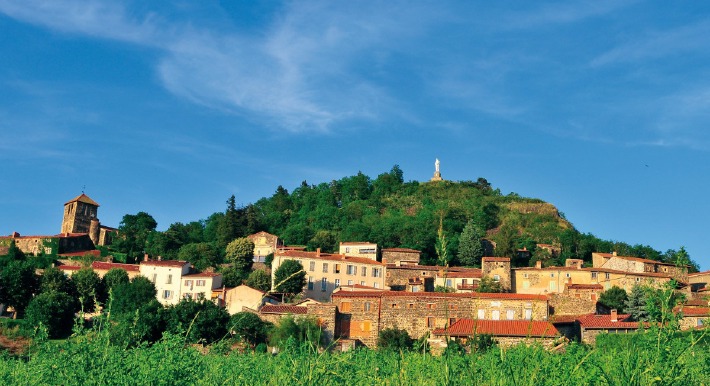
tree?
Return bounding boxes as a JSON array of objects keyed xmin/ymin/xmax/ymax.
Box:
[
  {"xmin": 110, "ymin": 299, "xmax": 166, "ymax": 347},
  {"xmin": 0, "ymin": 260, "xmax": 38, "ymax": 318},
  {"xmin": 112, "ymin": 212, "xmax": 158, "ymax": 260},
  {"xmin": 102, "ymin": 268, "xmax": 130, "ymax": 294},
  {"xmin": 273, "ymin": 260, "xmax": 306, "ymax": 295},
  {"xmin": 457, "ymin": 220, "xmax": 484, "ymax": 267},
  {"xmin": 245, "ymin": 269, "xmax": 271, "ymax": 292},
  {"xmin": 177, "ymin": 242, "xmax": 222, "ymax": 271},
  {"xmin": 645, "ymin": 281, "xmax": 685, "ymax": 325},
  {"xmin": 230, "ymin": 312, "xmax": 272, "ymax": 346},
  {"xmin": 72, "ymin": 268, "xmax": 104, "ymax": 312},
  {"xmin": 164, "ymin": 298, "xmax": 230, "ymax": 344},
  {"xmin": 435, "ymin": 216, "xmax": 450, "ymax": 266},
  {"xmin": 220, "ymin": 265, "xmax": 247, "ymax": 288},
  {"xmin": 25, "ymin": 291, "xmax": 77, "ymax": 338},
  {"xmin": 598, "ymin": 286, "xmax": 628, "ymax": 313},
  {"xmin": 109, "ymin": 276, "xmax": 157, "ymax": 316},
  {"xmin": 377, "ymin": 327, "xmax": 413, "ymax": 351},
  {"xmin": 0, "ymin": 240, "xmax": 25, "ymax": 264},
  {"xmin": 476, "ymin": 276, "xmax": 503, "ymax": 293},
  {"xmin": 307, "ymin": 230, "xmax": 338, "ymax": 253},
  {"xmin": 625, "ymin": 285, "xmax": 649, "ymax": 322},
  {"xmin": 218, "ymin": 195, "xmax": 244, "ymax": 248},
  {"xmin": 225, "ymin": 237, "xmax": 254, "ymax": 273},
  {"xmin": 267, "ymin": 315, "xmax": 323, "ymax": 349},
  {"xmin": 39, "ymin": 266, "xmax": 77, "ymax": 297}
]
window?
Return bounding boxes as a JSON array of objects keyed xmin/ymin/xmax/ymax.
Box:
[
  {"xmin": 412, "ymin": 286, "xmax": 419, "ymax": 292},
  {"xmin": 605, "ymin": 273, "xmax": 610, "ymax": 280},
  {"xmin": 335, "ymin": 279, "xmax": 340, "ymax": 288},
  {"xmin": 364, "ymin": 302, "xmax": 371, "ymax": 312},
  {"xmin": 408, "ymin": 303, "xmax": 415, "ymax": 309},
  {"xmin": 492, "ymin": 310, "xmax": 500, "ymax": 320},
  {"xmin": 373, "ymin": 282, "xmax": 380, "ymax": 289},
  {"xmin": 477, "ymin": 309, "xmax": 485, "ymax": 319},
  {"xmin": 591, "ymin": 272, "xmax": 598, "ymax": 279},
  {"xmin": 345, "ymin": 247, "xmax": 350, "ymax": 253},
  {"xmin": 462, "ymin": 279, "xmax": 467, "ymax": 285},
  {"xmin": 446, "ymin": 279, "xmax": 453, "ymax": 288},
  {"xmin": 391, "ymin": 303, "xmax": 398, "ymax": 309},
  {"xmin": 361, "ymin": 320, "xmax": 372, "ymax": 332},
  {"xmin": 321, "ymin": 278, "xmax": 327, "ymax": 292},
  {"xmin": 166, "ymin": 274, "xmax": 172, "ymax": 284},
  {"xmin": 372, "ymin": 268, "xmax": 381, "ymax": 277},
  {"xmin": 183, "ymin": 293, "xmax": 191, "ymax": 299},
  {"xmin": 449, "ymin": 318, "xmax": 456, "ymax": 326},
  {"xmin": 184, "ymin": 280, "xmax": 193, "ymax": 286},
  {"xmin": 152, "ymin": 273, "xmax": 157, "ymax": 283},
  {"xmin": 525, "ymin": 309, "xmax": 533, "ymax": 320},
  {"xmin": 550, "ymin": 281, "xmax": 557, "ymax": 291},
  {"xmin": 348, "ymin": 280, "xmax": 353, "ymax": 285},
  {"xmin": 523, "ymin": 281, "xmax": 530, "ymax": 289},
  {"xmin": 361, "ymin": 267, "xmax": 367, "ymax": 276},
  {"xmin": 360, "ymin": 281, "xmax": 366, "ymax": 286},
  {"xmin": 163, "ymin": 290, "xmax": 172, "ymax": 299},
  {"xmin": 550, "ymin": 273, "xmax": 554, "ymax": 278},
  {"xmin": 506, "ymin": 310, "xmax": 515, "ymax": 320},
  {"xmin": 524, "ymin": 273, "xmax": 529, "ymax": 278},
  {"xmin": 335, "ymin": 264, "xmax": 341, "ymax": 274},
  {"xmin": 427, "ymin": 303, "xmax": 435, "ymax": 309},
  {"xmin": 493, "ymin": 275, "xmax": 500, "ymax": 282},
  {"xmin": 340, "ymin": 301, "xmax": 352, "ymax": 312},
  {"xmin": 323, "ymin": 263, "xmax": 328, "ymax": 273},
  {"xmin": 347, "ymin": 265, "xmax": 355, "ymax": 275},
  {"xmin": 310, "ymin": 261, "xmax": 315, "ymax": 271},
  {"xmin": 196, "ymin": 280, "xmax": 205, "ymax": 287},
  {"xmin": 308, "ymin": 277, "xmax": 314, "ymax": 290},
  {"xmin": 427, "ymin": 317, "xmax": 436, "ymax": 328},
  {"xmin": 565, "ymin": 273, "xmax": 571, "ymax": 278}
]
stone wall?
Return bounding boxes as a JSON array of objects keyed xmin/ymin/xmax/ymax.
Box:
[
  {"xmin": 549, "ymin": 294, "xmax": 596, "ymax": 316},
  {"xmin": 386, "ymin": 265, "xmax": 440, "ymax": 291},
  {"xmin": 581, "ymin": 328, "xmax": 637, "ymax": 345},
  {"xmin": 382, "ymin": 249, "xmax": 420, "ymax": 265},
  {"xmin": 308, "ymin": 304, "xmax": 337, "ymax": 344},
  {"xmin": 482, "ymin": 258, "xmax": 511, "ymax": 291}
]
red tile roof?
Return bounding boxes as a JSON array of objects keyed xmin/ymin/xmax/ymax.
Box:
[
  {"xmin": 276, "ymin": 250, "xmax": 383, "ymax": 265},
  {"xmin": 336, "ymin": 284, "xmax": 384, "ymax": 291},
  {"xmin": 140, "ymin": 260, "xmax": 190, "ymax": 268},
  {"xmin": 260, "ymin": 305, "xmax": 307, "ymax": 315},
  {"xmin": 688, "ymin": 270, "xmax": 710, "ymax": 277},
  {"xmin": 64, "ymin": 193, "xmax": 100, "ymax": 207},
  {"xmin": 441, "ymin": 270, "xmax": 483, "ymax": 279},
  {"xmin": 594, "ymin": 253, "xmax": 678, "ymax": 267},
  {"xmin": 482, "ymin": 257, "xmax": 510, "ymax": 262},
  {"xmin": 433, "ymin": 319, "xmax": 559, "ymax": 338},
  {"xmin": 58, "ymin": 265, "xmax": 82, "ymax": 271},
  {"xmin": 549, "ymin": 314, "xmax": 585, "ymax": 323},
  {"xmin": 91, "ymin": 261, "xmax": 140, "ymax": 272},
  {"xmin": 678, "ymin": 307, "xmax": 710, "ymax": 316},
  {"xmin": 183, "ymin": 272, "xmax": 222, "ymax": 278},
  {"xmin": 332, "ymin": 290, "xmax": 547, "ymax": 301},
  {"xmin": 566, "ymin": 284, "xmax": 603, "ymax": 290},
  {"xmin": 514, "ymin": 265, "xmax": 675, "ymax": 279},
  {"xmin": 382, "ymin": 248, "xmax": 421, "ymax": 253},
  {"xmin": 577, "ymin": 314, "xmax": 644, "ymax": 329}
]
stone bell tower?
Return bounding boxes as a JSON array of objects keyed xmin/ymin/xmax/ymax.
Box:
[{"xmin": 61, "ymin": 193, "xmax": 100, "ymax": 240}]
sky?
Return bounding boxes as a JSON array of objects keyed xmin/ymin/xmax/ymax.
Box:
[{"xmin": 0, "ymin": 1, "xmax": 708, "ymax": 270}]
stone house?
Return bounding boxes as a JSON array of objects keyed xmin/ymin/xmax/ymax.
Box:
[
  {"xmin": 247, "ymin": 231, "xmax": 283, "ymax": 263},
  {"xmin": 0, "ymin": 232, "xmax": 96, "ymax": 257},
  {"xmin": 259, "ymin": 304, "xmax": 309, "ymax": 324},
  {"xmin": 678, "ymin": 307, "xmax": 709, "ymax": 330},
  {"xmin": 139, "ymin": 260, "xmax": 191, "ymax": 305},
  {"xmin": 434, "ymin": 269, "xmax": 483, "ymax": 292},
  {"xmin": 339, "ymin": 242, "xmax": 378, "ymax": 261},
  {"xmin": 482, "ymin": 257, "xmax": 512, "ymax": 291},
  {"xmin": 331, "ymin": 290, "xmax": 549, "ymax": 347},
  {"xmin": 592, "ymin": 252, "xmax": 688, "ymax": 283},
  {"xmin": 271, "ymin": 249, "xmax": 387, "ymax": 302},
  {"xmin": 214, "ymin": 285, "xmax": 279, "ymax": 315},
  {"xmin": 689, "ymin": 270, "xmax": 710, "ymax": 292},
  {"xmin": 385, "ymin": 262, "xmax": 440, "ymax": 291},
  {"xmin": 431, "ymin": 318, "xmax": 561, "ymax": 348},
  {"xmin": 577, "ymin": 311, "xmax": 644, "ymax": 344},
  {"xmin": 181, "ymin": 272, "xmax": 223, "ymax": 301},
  {"xmin": 381, "ymin": 248, "xmax": 421, "ymax": 265}
]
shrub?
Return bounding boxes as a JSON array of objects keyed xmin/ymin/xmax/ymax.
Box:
[
  {"xmin": 377, "ymin": 327, "xmax": 413, "ymax": 351},
  {"xmin": 230, "ymin": 312, "xmax": 271, "ymax": 346},
  {"xmin": 268, "ymin": 316, "xmax": 323, "ymax": 349},
  {"xmin": 24, "ymin": 291, "xmax": 77, "ymax": 338}
]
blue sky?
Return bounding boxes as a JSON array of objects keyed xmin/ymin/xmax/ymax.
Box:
[{"xmin": 1, "ymin": 1, "xmax": 709, "ymax": 270}]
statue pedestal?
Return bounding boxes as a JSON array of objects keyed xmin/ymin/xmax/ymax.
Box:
[{"xmin": 431, "ymin": 171, "xmax": 442, "ymax": 182}]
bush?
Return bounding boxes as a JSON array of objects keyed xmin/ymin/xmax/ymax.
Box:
[
  {"xmin": 24, "ymin": 291, "xmax": 77, "ymax": 338},
  {"xmin": 268, "ymin": 316, "xmax": 323, "ymax": 349},
  {"xmin": 377, "ymin": 327, "xmax": 413, "ymax": 351},
  {"xmin": 164, "ymin": 298, "xmax": 230, "ymax": 344},
  {"xmin": 230, "ymin": 312, "xmax": 272, "ymax": 346}
]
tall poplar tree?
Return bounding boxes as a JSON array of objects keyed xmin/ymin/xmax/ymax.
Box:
[{"xmin": 458, "ymin": 220, "xmax": 484, "ymax": 267}]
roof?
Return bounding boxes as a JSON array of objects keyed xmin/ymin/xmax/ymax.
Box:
[
  {"xmin": 340, "ymin": 241, "xmax": 376, "ymax": 246},
  {"xmin": 183, "ymin": 272, "xmax": 222, "ymax": 278},
  {"xmin": 276, "ymin": 250, "xmax": 383, "ymax": 265},
  {"xmin": 91, "ymin": 261, "xmax": 140, "ymax": 272},
  {"xmin": 333, "ymin": 290, "xmax": 547, "ymax": 301},
  {"xmin": 433, "ymin": 319, "xmax": 559, "ymax": 338},
  {"xmin": 440, "ymin": 270, "xmax": 483, "ymax": 279},
  {"xmin": 566, "ymin": 284, "xmax": 603, "ymax": 290},
  {"xmin": 260, "ymin": 305, "xmax": 308, "ymax": 315},
  {"xmin": 577, "ymin": 314, "xmax": 643, "ymax": 329},
  {"xmin": 594, "ymin": 253, "xmax": 679, "ymax": 267},
  {"xmin": 382, "ymin": 248, "xmax": 421, "ymax": 253},
  {"xmin": 247, "ymin": 231, "xmax": 278, "ymax": 239},
  {"xmin": 58, "ymin": 265, "xmax": 82, "ymax": 271},
  {"xmin": 336, "ymin": 284, "xmax": 384, "ymax": 291},
  {"xmin": 140, "ymin": 260, "xmax": 190, "ymax": 268},
  {"xmin": 688, "ymin": 270, "xmax": 710, "ymax": 277},
  {"xmin": 678, "ymin": 307, "xmax": 710, "ymax": 317},
  {"xmin": 549, "ymin": 314, "xmax": 585, "ymax": 324},
  {"xmin": 514, "ymin": 265, "xmax": 675, "ymax": 279},
  {"xmin": 482, "ymin": 257, "xmax": 511, "ymax": 262},
  {"xmin": 64, "ymin": 193, "xmax": 100, "ymax": 207}
]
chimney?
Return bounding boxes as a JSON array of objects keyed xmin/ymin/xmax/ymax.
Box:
[
  {"xmin": 107, "ymin": 255, "xmax": 113, "ymax": 263},
  {"xmin": 382, "ymin": 258, "xmax": 388, "ymax": 265},
  {"xmin": 316, "ymin": 248, "xmax": 321, "ymax": 258},
  {"xmin": 143, "ymin": 253, "xmax": 149, "ymax": 262},
  {"xmin": 610, "ymin": 309, "xmax": 618, "ymax": 322},
  {"xmin": 535, "ymin": 260, "xmax": 542, "ymax": 269},
  {"xmin": 612, "ymin": 251, "xmax": 617, "ymax": 257},
  {"xmin": 157, "ymin": 255, "xmax": 162, "ymax": 261}
]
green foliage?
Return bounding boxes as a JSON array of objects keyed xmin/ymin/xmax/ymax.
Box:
[
  {"xmin": 71, "ymin": 268, "xmax": 103, "ymax": 312},
  {"xmin": 163, "ymin": 298, "xmax": 230, "ymax": 344},
  {"xmin": 625, "ymin": 285, "xmax": 649, "ymax": 322},
  {"xmin": 220, "ymin": 265, "xmax": 248, "ymax": 288},
  {"xmin": 177, "ymin": 242, "xmax": 222, "ymax": 271},
  {"xmin": 39, "ymin": 266, "xmax": 76, "ymax": 297},
  {"xmin": 24, "ymin": 291, "xmax": 77, "ymax": 338},
  {"xmin": 112, "ymin": 211, "xmax": 158, "ymax": 260},
  {"xmin": 264, "ymin": 252, "xmax": 274, "ymax": 268},
  {"xmin": 0, "ymin": 240, "xmax": 25, "ymax": 264},
  {"xmin": 273, "ymin": 260, "xmax": 306, "ymax": 294},
  {"xmin": 477, "ymin": 276, "xmax": 503, "ymax": 293},
  {"xmin": 469, "ymin": 333, "xmax": 496, "ymax": 353},
  {"xmin": 434, "ymin": 285, "xmax": 455, "ymax": 293},
  {"xmin": 267, "ymin": 315, "xmax": 323, "ymax": 349},
  {"xmin": 225, "ymin": 237, "xmax": 254, "ymax": 272},
  {"xmin": 457, "ymin": 220, "xmax": 484, "ymax": 266},
  {"xmin": 245, "ymin": 269, "xmax": 271, "ymax": 292},
  {"xmin": 229, "ymin": 312, "xmax": 272, "ymax": 346},
  {"xmin": 0, "ymin": 260, "xmax": 38, "ymax": 318},
  {"xmin": 598, "ymin": 286, "xmax": 628, "ymax": 313},
  {"xmin": 109, "ymin": 276, "xmax": 157, "ymax": 316},
  {"xmin": 307, "ymin": 230, "xmax": 338, "ymax": 253},
  {"xmin": 377, "ymin": 327, "xmax": 413, "ymax": 351},
  {"xmin": 102, "ymin": 268, "xmax": 129, "ymax": 293},
  {"xmin": 109, "ymin": 299, "xmax": 165, "ymax": 347}
]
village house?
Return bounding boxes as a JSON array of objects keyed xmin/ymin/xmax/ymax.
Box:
[
  {"xmin": 431, "ymin": 318, "xmax": 561, "ymax": 348},
  {"xmin": 181, "ymin": 272, "xmax": 223, "ymax": 301},
  {"xmin": 213, "ymin": 285, "xmax": 279, "ymax": 315},
  {"xmin": 434, "ymin": 269, "xmax": 483, "ymax": 292},
  {"xmin": 678, "ymin": 306, "xmax": 709, "ymax": 330},
  {"xmin": 381, "ymin": 248, "xmax": 421, "ymax": 265},
  {"xmin": 247, "ymin": 231, "xmax": 283, "ymax": 263},
  {"xmin": 576, "ymin": 311, "xmax": 645, "ymax": 344},
  {"xmin": 331, "ymin": 290, "xmax": 549, "ymax": 347},
  {"xmin": 139, "ymin": 259, "xmax": 191, "ymax": 305},
  {"xmin": 592, "ymin": 252, "xmax": 688, "ymax": 282},
  {"xmin": 688, "ymin": 270, "xmax": 710, "ymax": 292},
  {"xmin": 271, "ymin": 249, "xmax": 387, "ymax": 302},
  {"xmin": 481, "ymin": 257, "xmax": 512, "ymax": 291},
  {"xmin": 57, "ymin": 260, "xmax": 140, "ymax": 279},
  {"xmin": 338, "ymin": 242, "xmax": 378, "ymax": 261}
]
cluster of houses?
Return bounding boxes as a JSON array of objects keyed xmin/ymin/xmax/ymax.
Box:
[{"xmin": 2, "ymin": 194, "xmax": 709, "ymax": 349}]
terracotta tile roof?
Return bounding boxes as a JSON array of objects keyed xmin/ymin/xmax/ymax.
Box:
[
  {"xmin": 332, "ymin": 290, "xmax": 547, "ymax": 301},
  {"xmin": 683, "ymin": 298, "xmax": 709, "ymax": 307},
  {"xmin": 595, "ymin": 253, "xmax": 678, "ymax": 267},
  {"xmin": 260, "ymin": 305, "xmax": 308, "ymax": 315},
  {"xmin": 64, "ymin": 193, "xmax": 100, "ymax": 207},
  {"xmin": 550, "ymin": 314, "xmax": 584, "ymax": 323},
  {"xmin": 688, "ymin": 270, "xmax": 710, "ymax": 277},
  {"xmin": 433, "ymin": 319, "xmax": 559, "ymax": 338},
  {"xmin": 91, "ymin": 261, "xmax": 140, "ymax": 272},
  {"xmin": 441, "ymin": 270, "xmax": 483, "ymax": 279},
  {"xmin": 678, "ymin": 307, "xmax": 710, "ymax": 316},
  {"xmin": 482, "ymin": 257, "xmax": 510, "ymax": 262},
  {"xmin": 566, "ymin": 284, "xmax": 603, "ymax": 290},
  {"xmin": 276, "ymin": 250, "xmax": 383, "ymax": 265},
  {"xmin": 140, "ymin": 260, "xmax": 190, "ymax": 268},
  {"xmin": 382, "ymin": 248, "xmax": 421, "ymax": 253},
  {"xmin": 698, "ymin": 287, "xmax": 709, "ymax": 293},
  {"xmin": 337, "ymin": 284, "xmax": 383, "ymax": 291},
  {"xmin": 58, "ymin": 265, "xmax": 82, "ymax": 271},
  {"xmin": 577, "ymin": 314, "xmax": 644, "ymax": 329},
  {"xmin": 340, "ymin": 241, "xmax": 375, "ymax": 246},
  {"xmin": 183, "ymin": 272, "xmax": 222, "ymax": 278},
  {"xmin": 514, "ymin": 265, "xmax": 675, "ymax": 279}
]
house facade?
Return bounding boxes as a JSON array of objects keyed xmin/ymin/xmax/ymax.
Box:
[
  {"xmin": 247, "ymin": 231, "xmax": 283, "ymax": 262},
  {"xmin": 139, "ymin": 260, "xmax": 191, "ymax": 305},
  {"xmin": 338, "ymin": 242, "xmax": 378, "ymax": 260},
  {"xmin": 181, "ymin": 272, "xmax": 223, "ymax": 301},
  {"xmin": 592, "ymin": 252, "xmax": 687, "ymax": 282},
  {"xmin": 432, "ymin": 318, "xmax": 561, "ymax": 348}
]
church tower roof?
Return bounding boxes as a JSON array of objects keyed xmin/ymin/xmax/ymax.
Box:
[{"xmin": 64, "ymin": 193, "xmax": 100, "ymax": 207}]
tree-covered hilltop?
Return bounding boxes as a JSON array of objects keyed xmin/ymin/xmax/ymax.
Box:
[{"xmin": 109, "ymin": 166, "xmax": 698, "ymax": 270}]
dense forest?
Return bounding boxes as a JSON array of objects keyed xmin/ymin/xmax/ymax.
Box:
[{"xmin": 110, "ymin": 166, "xmax": 698, "ymax": 271}]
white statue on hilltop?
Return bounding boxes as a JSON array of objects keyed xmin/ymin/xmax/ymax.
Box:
[{"xmin": 435, "ymin": 158, "xmax": 440, "ymax": 173}]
